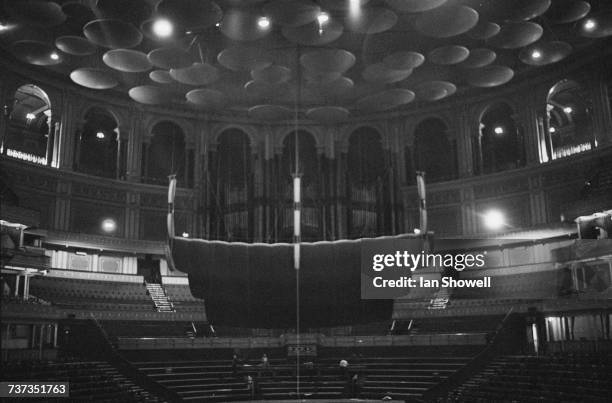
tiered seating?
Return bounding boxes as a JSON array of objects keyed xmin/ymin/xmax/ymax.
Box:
[
  {"xmin": 101, "ymin": 320, "xmax": 203, "ymax": 339},
  {"xmin": 448, "ymin": 354, "xmax": 612, "ymax": 402},
  {"xmin": 29, "ymin": 276, "xmax": 154, "ymax": 311},
  {"xmin": 133, "ymin": 347, "xmax": 477, "ymax": 401},
  {"xmin": 3, "ymin": 360, "xmax": 163, "ymax": 402},
  {"xmin": 163, "ymin": 284, "xmax": 204, "ymax": 313},
  {"xmin": 394, "ymin": 315, "xmax": 503, "ymax": 335}
]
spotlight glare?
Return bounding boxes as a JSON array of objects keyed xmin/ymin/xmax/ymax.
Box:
[
  {"xmin": 563, "ymin": 106, "xmax": 573, "ymax": 114},
  {"xmin": 26, "ymin": 113, "xmax": 35, "ymax": 120},
  {"xmin": 152, "ymin": 18, "xmax": 173, "ymax": 38},
  {"xmin": 549, "ymin": 127, "xmax": 556, "ymax": 133},
  {"xmin": 531, "ymin": 50, "xmax": 542, "ymax": 59},
  {"xmin": 257, "ymin": 16, "xmax": 270, "ymax": 29},
  {"xmin": 0, "ymin": 22, "xmax": 10, "ymax": 32},
  {"xmin": 50, "ymin": 52, "xmax": 59, "ymax": 61},
  {"xmin": 101, "ymin": 218, "xmax": 117, "ymax": 233},
  {"xmin": 317, "ymin": 12, "xmax": 330, "ymax": 24},
  {"xmin": 96, "ymin": 131, "xmax": 105, "ymax": 139},
  {"xmin": 584, "ymin": 19, "xmax": 596, "ymax": 31},
  {"xmin": 494, "ymin": 126, "xmax": 504, "ymax": 135},
  {"xmin": 484, "ymin": 210, "xmax": 505, "ymax": 231},
  {"xmin": 182, "ymin": 232, "xmax": 190, "ymax": 238}
]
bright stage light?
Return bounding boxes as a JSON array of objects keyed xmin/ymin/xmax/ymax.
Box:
[
  {"xmin": 258, "ymin": 16, "xmax": 270, "ymax": 29},
  {"xmin": 153, "ymin": 18, "xmax": 173, "ymax": 38},
  {"xmin": 101, "ymin": 218, "xmax": 117, "ymax": 233},
  {"xmin": 483, "ymin": 210, "xmax": 505, "ymax": 231}
]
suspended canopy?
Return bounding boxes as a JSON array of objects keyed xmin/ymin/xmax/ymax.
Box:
[{"xmin": 167, "ymin": 235, "xmax": 420, "ymax": 328}]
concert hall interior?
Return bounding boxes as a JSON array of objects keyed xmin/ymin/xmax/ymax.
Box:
[{"xmin": 1, "ymin": 0, "xmax": 612, "ymax": 402}]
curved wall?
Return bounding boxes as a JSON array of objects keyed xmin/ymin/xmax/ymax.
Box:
[{"xmin": 1, "ymin": 47, "xmax": 611, "ymax": 244}]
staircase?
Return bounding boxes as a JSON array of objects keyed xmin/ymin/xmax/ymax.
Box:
[
  {"xmin": 429, "ymin": 286, "xmax": 451, "ymax": 309},
  {"xmin": 146, "ymin": 283, "xmax": 175, "ymax": 312}
]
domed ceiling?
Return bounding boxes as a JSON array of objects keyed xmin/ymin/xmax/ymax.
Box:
[{"xmin": 0, "ymin": 0, "xmax": 610, "ymax": 122}]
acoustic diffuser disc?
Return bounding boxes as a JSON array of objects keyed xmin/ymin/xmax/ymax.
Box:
[
  {"xmin": 186, "ymin": 89, "xmax": 227, "ymax": 109},
  {"xmin": 383, "ymin": 51, "xmax": 425, "ymax": 70},
  {"xmin": 83, "ymin": 19, "xmax": 143, "ymax": 49},
  {"xmin": 128, "ymin": 85, "xmax": 168, "ymax": 104},
  {"xmin": 70, "ymin": 68, "xmax": 118, "ymax": 89},
  {"xmin": 385, "ymin": 0, "xmax": 447, "ymax": 13},
  {"xmin": 466, "ymin": 65, "xmax": 514, "ymax": 87},
  {"xmin": 103, "ymin": 49, "xmax": 151, "ymax": 73},
  {"xmin": 55, "ymin": 36, "xmax": 97, "ymax": 56},
  {"xmin": 248, "ymin": 104, "xmax": 294, "ymax": 120},
  {"xmin": 306, "ymin": 106, "xmax": 349, "ymax": 123},
  {"xmin": 12, "ymin": 40, "xmax": 63, "ymax": 66},
  {"xmin": 415, "ymin": 6, "xmax": 479, "ymax": 38},
  {"xmin": 300, "ymin": 49, "xmax": 356, "ymax": 73},
  {"xmin": 148, "ymin": 47, "xmax": 193, "ymax": 70}
]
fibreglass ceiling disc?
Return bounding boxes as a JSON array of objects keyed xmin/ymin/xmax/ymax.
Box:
[
  {"xmin": 55, "ymin": 36, "xmax": 97, "ymax": 56},
  {"xmin": 413, "ymin": 81, "xmax": 456, "ymax": 101},
  {"xmin": 186, "ymin": 89, "xmax": 227, "ymax": 109},
  {"xmin": 321, "ymin": 76, "xmax": 354, "ymax": 94},
  {"xmin": 466, "ymin": 65, "xmax": 514, "ymax": 87},
  {"xmin": 263, "ymin": 0, "xmax": 321, "ymax": 27},
  {"xmin": 248, "ymin": 105, "xmax": 294, "ymax": 121},
  {"xmin": 362, "ymin": 63, "xmax": 412, "ymax": 83},
  {"xmin": 300, "ymin": 49, "xmax": 356, "ymax": 73},
  {"xmin": 458, "ymin": 48, "xmax": 496, "ymax": 68},
  {"xmin": 217, "ymin": 47, "xmax": 272, "ymax": 71},
  {"xmin": 148, "ymin": 47, "xmax": 193, "ymax": 70},
  {"xmin": 170, "ymin": 63, "xmax": 219, "ymax": 86},
  {"xmin": 578, "ymin": 13, "xmax": 612, "ymax": 38},
  {"xmin": 282, "ymin": 19, "xmax": 344, "ymax": 45},
  {"xmin": 468, "ymin": 21, "xmax": 500, "ymax": 40},
  {"xmin": 103, "ymin": 49, "xmax": 151, "ymax": 73},
  {"xmin": 129, "ymin": 86, "xmax": 168, "ymax": 105},
  {"xmin": 319, "ymin": 0, "xmax": 370, "ymax": 10},
  {"xmin": 156, "ymin": 0, "xmax": 222, "ymax": 29},
  {"xmin": 428, "ymin": 45, "xmax": 469, "ymax": 65},
  {"xmin": 149, "ymin": 70, "xmax": 174, "ymax": 84},
  {"xmin": 503, "ymin": 0, "xmax": 551, "ymax": 21},
  {"xmin": 244, "ymin": 80, "xmax": 291, "ymax": 100},
  {"xmin": 356, "ymin": 89, "xmax": 415, "ymax": 111},
  {"xmin": 220, "ymin": 8, "xmax": 271, "ymax": 41},
  {"xmin": 383, "ymin": 51, "xmax": 425, "ymax": 70},
  {"xmin": 303, "ymin": 70, "xmax": 342, "ymax": 84},
  {"xmin": 251, "ymin": 65, "xmax": 291, "ymax": 85},
  {"xmin": 489, "ymin": 22, "xmax": 543, "ymax": 49},
  {"xmin": 344, "ymin": 7, "xmax": 398, "ymax": 34},
  {"xmin": 415, "ymin": 6, "xmax": 479, "ymax": 38},
  {"xmin": 83, "ymin": 19, "xmax": 143, "ymax": 49},
  {"xmin": 306, "ymin": 106, "xmax": 349, "ymax": 123},
  {"xmin": 546, "ymin": 0, "xmax": 591, "ymax": 24},
  {"xmin": 519, "ymin": 41, "xmax": 572, "ymax": 66},
  {"xmin": 70, "ymin": 68, "xmax": 118, "ymax": 89},
  {"xmin": 5, "ymin": 0, "xmax": 66, "ymax": 27},
  {"xmin": 385, "ymin": 0, "xmax": 446, "ymax": 13},
  {"xmin": 12, "ymin": 40, "xmax": 63, "ymax": 66}
]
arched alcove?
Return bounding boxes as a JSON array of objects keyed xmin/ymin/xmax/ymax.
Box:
[
  {"xmin": 478, "ymin": 103, "xmax": 523, "ymax": 174},
  {"xmin": 77, "ymin": 107, "xmax": 118, "ymax": 178},
  {"xmin": 213, "ymin": 129, "xmax": 252, "ymax": 241},
  {"xmin": 281, "ymin": 130, "xmax": 319, "ymax": 241},
  {"xmin": 546, "ymin": 79, "xmax": 595, "ymax": 160},
  {"xmin": 144, "ymin": 121, "xmax": 188, "ymax": 187},
  {"xmin": 413, "ymin": 118, "xmax": 457, "ymax": 182},
  {"xmin": 5, "ymin": 84, "xmax": 52, "ymax": 165},
  {"xmin": 347, "ymin": 127, "xmax": 386, "ymax": 238}
]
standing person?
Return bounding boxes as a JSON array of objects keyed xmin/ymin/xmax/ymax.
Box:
[{"xmin": 232, "ymin": 354, "xmax": 239, "ymax": 376}]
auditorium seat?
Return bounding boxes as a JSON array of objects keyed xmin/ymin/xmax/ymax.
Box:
[{"xmin": 448, "ymin": 354, "xmax": 612, "ymax": 402}]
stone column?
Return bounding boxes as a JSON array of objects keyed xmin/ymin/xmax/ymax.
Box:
[
  {"xmin": 125, "ymin": 107, "xmax": 143, "ymax": 182},
  {"xmin": 587, "ymin": 69, "xmax": 612, "ymax": 146},
  {"xmin": 455, "ymin": 105, "xmax": 476, "ymax": 177}
]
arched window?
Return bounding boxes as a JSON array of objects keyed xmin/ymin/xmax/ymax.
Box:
[
  {"xmin": 144, "ymin": 121, "xmax": 188, "ymax": 187},
  {"xmin": 281, "ymin": 131, "xmax": 319, "ymax": 241},
  {"xmin": 347, "ymin": 127, "xmax": 386, "ymax": 238},
  {"xmin": 77, "ymin": 108, "xmax": 118, "ymax": 178},
  {"xmin": 5, "ymin": 84, "xmax": 52, "ymax": 165},
  {"xmin": 545, "ymin": 79, "xmax": 595, "ymax": 160},
  {"xmin": 213, "ymin": 129, "xmax": 252, "ymax": 241},
  {"xmin": 478, "ymin": 103, "xmax": 523, "ymax": 174},
  {"xmin": 413, "ymin": 118, "xmax": 457, "ymax": 182}
]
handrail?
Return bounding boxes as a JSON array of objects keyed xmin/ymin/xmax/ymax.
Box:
[
  {"xmin": 88, "ymin": 313, "xmax": 182, "ymax": 402},
  {"xmin": 421, "ymin": 307, "xmax": 518, "ymax": 401}
]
